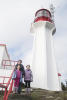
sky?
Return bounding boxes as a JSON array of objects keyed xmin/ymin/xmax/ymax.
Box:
[{"xmin": 0, "ymin": 0, "xmax": 67, "ymax": 83}]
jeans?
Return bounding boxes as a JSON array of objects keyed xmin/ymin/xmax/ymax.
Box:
[{"xmin": 18, "ymin": 82, "xmax": 22, "ymax": 94}]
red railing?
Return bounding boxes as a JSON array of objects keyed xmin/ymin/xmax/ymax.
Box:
[
  {"xmin": 0, "ymin": 60, "xmax": 18, "ymax": 100},
  {"xmin": 3, "ymin": 70, "xmax": 14, "ymax": 100},
  {"xmin": 2, "ymin": 60, "xmax": 18, "ymax": 69}
]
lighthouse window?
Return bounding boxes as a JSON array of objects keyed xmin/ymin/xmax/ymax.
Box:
[
  {"xmin": 47, "ymin": 12, "xmax": 51, "ymax": 17},
  {"xmin": 36, "ymin": 11, "xmax": 44, "ymax": 18},
  {"xmin": 43, "ymin": 11, "xmax": 50, "ymax": 18},
  {"xmin": 35, "ymin": 10, "xmax": 51, "ymax": 19}
]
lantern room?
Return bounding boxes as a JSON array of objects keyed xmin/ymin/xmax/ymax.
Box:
[{"xmin": 34, "ymin": 9, "xmax": 53, "ymax": 23}]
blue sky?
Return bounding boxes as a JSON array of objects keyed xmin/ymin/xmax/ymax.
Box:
[{"xmin": 0, "ymin": 0, "xmax": 67, "ymax": 83}]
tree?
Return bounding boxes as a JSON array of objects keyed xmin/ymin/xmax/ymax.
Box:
[{"xmin": 61, "ymin": 82, "xmax": 66, "ymax": 91}]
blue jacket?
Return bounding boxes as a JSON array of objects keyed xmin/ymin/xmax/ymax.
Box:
[{"xmin": 12, "ymin": 70, "xmax": 22, "ymax": 82}]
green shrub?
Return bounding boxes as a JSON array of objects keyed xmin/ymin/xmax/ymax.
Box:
[{"xmin": 61, "ymin": 82, "xmax": 66, "ymax": 91}]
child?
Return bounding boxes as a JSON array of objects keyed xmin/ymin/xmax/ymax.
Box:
[
  {"xmin": 24, "ymin": 65, "xmax": 33, "ymax": 94},
  {"xmin": 12, "ymin": 65, "xmax": 22, "ymax": 93}
]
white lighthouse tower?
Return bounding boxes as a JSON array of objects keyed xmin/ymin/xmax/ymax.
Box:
[{"xmin": 30, "ymin": 8, "xmax": 61, "ymax": 91}]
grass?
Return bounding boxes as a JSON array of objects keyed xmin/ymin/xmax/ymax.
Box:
[{"xmin": 1, "ymin": 89, "xmax": 67, "ymax": 100}]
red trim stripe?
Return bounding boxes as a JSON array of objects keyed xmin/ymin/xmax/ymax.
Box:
[{"xmin": 34, "ymin": 16, "xmax": 52, "ymax": 23}]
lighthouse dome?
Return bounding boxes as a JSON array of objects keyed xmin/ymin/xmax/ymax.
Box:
[{"xmin": 34, "ymin": 9, "xmax": 53, "ymax": 23}]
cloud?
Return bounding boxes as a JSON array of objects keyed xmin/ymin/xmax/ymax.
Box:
[
  {"xmin": 8, "ymin": 35, "xmax": 34, "ymax": 60},
  {"xmin": 0, "ymin": 0, "xmax": 66, "ymax": 48},
  {"xmin": 22, "ymin": 50, "xmax": 33, "ymax": 68},
  {"xmin": 0, "ymin": 0, "xmax": 67, "ymax": 83}
]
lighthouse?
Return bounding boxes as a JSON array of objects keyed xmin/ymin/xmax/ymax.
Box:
[{"xmin": 30, "ymin": 8, "xmax": 61, "ymax": 91}]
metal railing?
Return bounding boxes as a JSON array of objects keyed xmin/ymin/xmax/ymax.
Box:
[{"xmin": 0, "ymin": 60, "xmax": 18, "ymax": 100}]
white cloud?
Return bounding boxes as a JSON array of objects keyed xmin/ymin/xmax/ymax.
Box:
[
  {"xmin": 22, "ymin": 50, "xmax": 33, "ymax": 68},
  {"xmin": 0, "ymin": 0, "xmax": 66, "ymax": 48},
  {"xmin": 0, "ymin": 0, "xmax": 67, "ymax": 82}
]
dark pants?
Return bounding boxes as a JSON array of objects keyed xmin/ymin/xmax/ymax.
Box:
[
  {"xmin": 25, "ymin": 81, "xmax": 30, "ymax": 88},
  {"xmin": 18, "ymin": 82, "xmax": 22, "ymax": 94}
]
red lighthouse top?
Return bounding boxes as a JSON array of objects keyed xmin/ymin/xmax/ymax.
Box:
[{"xmin": 34, "ymin": 9, "xmax": 53, "ymax": 23}]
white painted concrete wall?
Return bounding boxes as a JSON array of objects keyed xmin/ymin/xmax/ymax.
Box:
[
  {"xmin": 31, "ymin": 21, "xmax": 61, "ymax": 91},
  {"xmin": 0, "ymin": 46, "xmax": 4, "ymax": 65},
  {"xmin": 0, "ymin": 45, "xmax": 12, "ymax": 90},
  {"xmin": 0, "ymin": 68, "xmax": 12, "ymax": 90},
  {"xmin": 0, "ymin": 45, "xmax": 11, "ymax": 69},
  {"xmin": 0, "ymin": 69, "xmax": 12, "ymax": 85}
]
